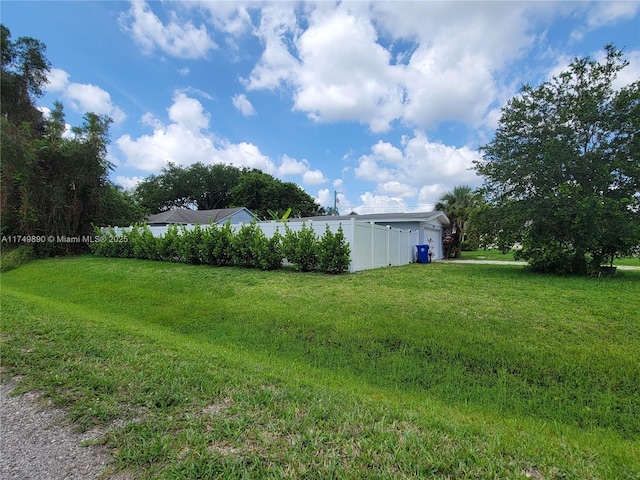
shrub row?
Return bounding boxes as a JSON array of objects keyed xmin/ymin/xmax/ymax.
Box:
[{"xmin": 90, "ymin": 222, "xmax": 351, "ymax": 273}]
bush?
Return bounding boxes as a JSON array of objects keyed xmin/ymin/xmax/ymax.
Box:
[
  {"xmin": 180, "ymin": 223, "xmax": 205, "ymax": 264},
  {"xmin": 158, "ymin": 224, "xmax": 182, "ymax": 262},
  {"xmin": 461, "ymin": 239, "xmax": 479, "ymax": 251},
  {"xmin": 97, "ymin": 227, "xmax": 131, "ymax": 258},
  {"xmin": 231, "ymin": 222, "xmax": 262, "ymax": 268},
  {"xmin": 318, "ymin": 224, "xmax": 351, "ymax": 273},
  {"xmin": 255, "ymin": 229, "xmax": 283, "ymax": 271},
  {"xmin": 133, "ymin": 225, "xmax": 159, "ymax": 260},
  {"xmin": 0, "ymin": 245, "xmax": 35, "ymax": 272},
  {"xmin": 518, "ymin": 241, "xmax": 574, "ymax": 275},
  {"xmin": 89, "ymin": 227, "xmax": 108, "ymax": 257},
  {"xmin": 283, "ymin": 224, "xmax": 318, "ymax": 272},
  {"xmin": 202, "ymin": 222, "xmax": 234, "ymax": 266},
  {"xmin": 90, "ymin": 220, "xmax": 349, "ymax": 274},
  {"xmin": 126, "ymin": 226, "xmax": 141, "ymax": 258}
]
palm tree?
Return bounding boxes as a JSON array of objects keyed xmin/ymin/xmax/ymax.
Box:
[{"xmin": 436, "ymin": 185, "xmax": 481, "ymax": 258}]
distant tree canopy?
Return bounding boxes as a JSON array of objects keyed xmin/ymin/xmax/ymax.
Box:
[
  {"xmin": 475, "ymin": 45, "xmax": 640, "ymax": 274},
  {"xmin": 135, "ymin": 163, "xmax": 323, "ymax": 220},
  {"xmin": 1, "ymin": 25, "xmax": 143, "ymax": 254}
]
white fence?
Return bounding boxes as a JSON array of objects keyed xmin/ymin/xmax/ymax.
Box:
[
  {"xmin": 109, "ymin": 218, "xmax": 422, "ymax": 273},
  {"xmin": 259, "ymin": 218, "xmax": 420, "ymax": 272}
]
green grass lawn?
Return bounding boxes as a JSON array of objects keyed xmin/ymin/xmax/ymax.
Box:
[
  {"xmin": 1, "ymin": 256, "xmax": 639, "ymax": 479},
  {"xmin": 459, "ymin": 249, "xmax": 520, "ymax": 261}
]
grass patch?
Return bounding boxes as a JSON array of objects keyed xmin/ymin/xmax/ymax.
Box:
[
  {"xmin": 1, "ymin": 256, "xmax": 639, "ymax": 478},
  {"xmin": 0, "ymin": 245, "xmax": 35, "ymax": 272},
  {"xmin": 459, "ymin": 248, "xmax": 520, "ymax": 261},
  {"xmin": 610, "ymin": 256, "xmax": 640, "ymax": 267}
]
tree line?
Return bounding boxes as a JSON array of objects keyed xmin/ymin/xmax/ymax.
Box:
[{"xmin": 134, "ymin": 163, "xmax": 323, "ymax": 220}]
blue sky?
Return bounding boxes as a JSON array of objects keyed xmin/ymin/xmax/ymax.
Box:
[{"xmin": 3, "ymin": 1, "xmax": 639, "ymax": 214}]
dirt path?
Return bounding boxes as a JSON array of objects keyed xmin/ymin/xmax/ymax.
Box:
[{"xmin": 0, "ymin": 381, "xmax": 126, "ymax": 480}]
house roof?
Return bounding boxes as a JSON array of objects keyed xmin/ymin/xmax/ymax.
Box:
[
  {"xmin": 146, "ymin": 207, "xmax": 253, "ymax": 225},
  {"xmin": 289, "ymin": 211, "xmax": 450, "ymax": 226}
]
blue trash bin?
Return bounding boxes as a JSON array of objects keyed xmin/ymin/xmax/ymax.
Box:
[{"xmin": 416, "ymin": 244, "xmax": 429, "ymax": 263}]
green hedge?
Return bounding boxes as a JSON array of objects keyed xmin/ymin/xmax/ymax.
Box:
[{"xmin": 91, "ymin": 222, "xmax": 351, "ymax": 273}]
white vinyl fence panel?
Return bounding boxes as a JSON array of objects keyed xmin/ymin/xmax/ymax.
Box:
[{"xmin": 109, "ymin": 217, "xmax": 422, "ymax": 273}]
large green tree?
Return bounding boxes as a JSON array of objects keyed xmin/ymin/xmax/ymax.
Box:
[
  {"xmin": 135, "ymin": 162, "xmax": 242, "ymax": 213},
  {"xmin": 435, "ymin": 185, "xmax": 482, "ymax": 258},
  {"xmin": 230, "ymin": 170, "xmax": 322, "ymax": 219},
  {"xmin": 1, "ymin": 101, "xmax": 117, "ymax": 252},
  {"xmin": 136, "ymin": 163, "xmax": 322, "ymax": 219},
  {"xmin": 475, "ymin": 45, "xmax": 640, "ymax": 274}
]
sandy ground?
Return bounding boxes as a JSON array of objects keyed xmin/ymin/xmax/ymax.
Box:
[{"xmin": 0, "ymin": 381, "xmax": 128, "ymax": 480}]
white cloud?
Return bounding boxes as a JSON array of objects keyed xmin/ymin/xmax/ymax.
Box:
[
  {"xmin": 116, "ymin": 123, "xmax": 215, "ymax": 172},
  {"xmin": 115, "ymin": 175, "xmax": 145, "ymax": 189},
  {"xmin": 107, "ymin": 1, "xmax": 584, "ymax": 136},
  {"xmin": 167, "ymin": 92, "xmax": 210, "ymax": 132},
  {"xmin": 290, "ymin": 7, "xmax": 404, "ymax": 132},
  {"xmin": 46, "ymin": 68, "xmax": 70, "ymax": 92},
  {"xmin": 352, "ymin": 131, "xmax": 482, "ymax": 213},
  {"xmin": 403, "ymin": 132, "xmax": 481, "ymax": 183},
  {"xmin": 371, "ymin": 141, "xmax": 404, "ymax": 164},
  {"xmin": 116, "ymin": 91, "xmax": 276, "ymax": 174},
  {"xmin": 355, "ymin": 192, "xmax": 408, "ymax": 215},
  {"xmin": 240, "ymin": 2, "xmax": 556, "ymax": 132},
  {"xmin": 141, "ymin": 112, "xmax": 163, "ymax": 129},
  {"xmin": 243, "ymin": 3, "xmax": 300, "ymax": 90},
  {"xmin": 316, "ymin": 180, "xmax": 349, "ymax": 213},
  {"xmin": 302, "ymin": 169, "xmax": 327, "ymax": 185},
  {"xmin": 65, "ymin": 83, "xmax": 127, "ymax": 124},
  {"xmin": 356, "ymin": 131, "xmax": 482, "ymax": 187},
  {"xmin": 278, "ymin": 155, "xmax": 309, "ymax": 176},
  {"xmin": 417, "ymin": 184, "xmax": 447, "ymax": 212},
  {"xmin": 545, "ymin": 53, "xmax": 573, "ymax": 82},
  {"xmin": 45, "ymin": 68, "xmax": 126, "ymax": 124},
  {"xmin": 117, "ymin": 123, "xmax": 277, "ymax": 174},
  {"xmin": 315, "ymin": 188, "xmax": 333, "ymax": 208},
  {"xmin": 177, "ymin": 87, "xmax": 214, "ymax": 101},
  {"xmin": 178, "ymin": 67, "xmax": 190, "ymax": 76},
  {"xmin": 114, "ymin": 90, "xmax": 332, "ymax": 194},
  {"xmin": 192, "ymin": 1, "xmax": 253, "ymax": 37},
  {"xmin": 377, "ymin": 181, "xmax": 417, "ymax": 198},
  {"xmin": 232, "ymin": 93, "xmax": 256, "ymax": 116},
  {"xmin": 571, "ymin": 2, "xmax": 639, "ymax": 40},
  {"xmin": 120, "ymin": 0, "xmax": 216, "ymax": 59},
  {"xmin": 586, "ymin": 1, "xmax": 639, "ymax": 29},
  {"xmin": 213, "ymin": 140, "xmax": 276, "ymax": 173},
  {"xmin": 276, "ymin": 155, "xmax": 327, "ymax": 185}
]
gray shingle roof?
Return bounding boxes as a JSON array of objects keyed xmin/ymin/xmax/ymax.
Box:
[{"xmin": 146, "ymin": 207, "xmax": 251, "ymax": 225}]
